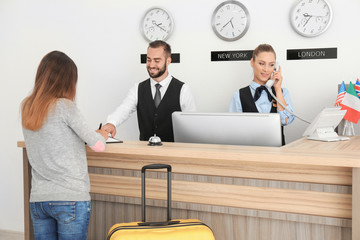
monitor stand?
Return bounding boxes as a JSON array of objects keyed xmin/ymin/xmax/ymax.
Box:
[{"xmin": 307, "ymin": 127, "xmax": 349, "ymax": 142}]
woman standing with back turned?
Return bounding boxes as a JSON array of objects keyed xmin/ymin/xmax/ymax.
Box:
[
  {"xmin": 229, "ymin": 44, "xmax": 295, "ymax": 145},
  {"xmin": 21, "ymin": 51, "xmax": 108, "ymax": 240}
]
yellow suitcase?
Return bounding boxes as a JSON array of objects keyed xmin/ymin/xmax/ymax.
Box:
[
  {"xmin": 107, "ymin": 164, "xmax": 215, "ymax": 240},
  {"xmin": 107, "ymin": 219, "xmax": 215, "ymax": 240}
]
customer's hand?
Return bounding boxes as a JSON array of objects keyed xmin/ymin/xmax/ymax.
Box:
[{"xmin": 96, "ymin": 129, "xmax": 109, "ymax": 140}]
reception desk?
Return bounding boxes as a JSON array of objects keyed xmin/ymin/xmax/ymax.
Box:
[{"xmin": 18, "ymin": 136, "xmax": 360, "ymax": 240}]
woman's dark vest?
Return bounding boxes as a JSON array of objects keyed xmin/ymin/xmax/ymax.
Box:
[
  {"xmin": 239, "ymin": 86, "xmax": 285, "ymax": 145},
  {"xmin": 137, "ymin": 78, "xmax": 183, "ymax": 142}
]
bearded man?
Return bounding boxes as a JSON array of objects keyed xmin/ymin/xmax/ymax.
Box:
[{"xmin": 103, "ymin": 40, "xmax": 196, "ymax": 142}]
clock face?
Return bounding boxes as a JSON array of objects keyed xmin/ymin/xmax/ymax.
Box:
[
  {"xmin": 290, "ymin": 0, "xmax": 332, "ymax": 37},
  {"xmin": 141, "ymin": 8, "xmax": 174, "ymax": 42},
  {"xmin": 212, "ymin": 1, "xmax": 250, "ymax": 41}
]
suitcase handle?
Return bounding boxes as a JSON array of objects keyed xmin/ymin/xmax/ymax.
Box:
[
  {"xmin": 141, "ymin": 164, "xmax": 172, "ymax": 223},
  {"xmin": 137, "ymin": 220, "xmax": 180, "ymax": 226}
]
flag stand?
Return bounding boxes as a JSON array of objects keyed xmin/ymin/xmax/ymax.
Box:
[{"xmin": 342, "ymin": 120, "xmax": 355, "ymax": 136}]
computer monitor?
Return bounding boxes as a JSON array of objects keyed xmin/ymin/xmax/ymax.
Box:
[
  {"xmin": 172, "ymin": 112, "xmax": 282, "ymax": 147},
  {"xmin": 302, "ymin": 107, "xmax": 348, "ymax": 141}
]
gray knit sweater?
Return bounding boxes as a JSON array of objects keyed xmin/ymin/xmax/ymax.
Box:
[{"xmin": 22, "ymin": 99, "xmax": 106, "ymax": 202}]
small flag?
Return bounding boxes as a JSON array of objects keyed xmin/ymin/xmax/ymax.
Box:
[
  {"xmin": 334, "ymin": 81, "xmax": 346, "ymax": 107},
  {"xmin": 355, "ymin": 78, "xmax": 360, "ymax": 99},
  {"xmin": 340, "ymin": 81, "xmax": 360, "ymax": 124}
]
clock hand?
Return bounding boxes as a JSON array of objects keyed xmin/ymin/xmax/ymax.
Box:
[
  {"xmin": 222, "ymin": 21, "xmax": 230, "ymax": 29},
  {"xmin": 302, "ymin": 13, "xmax": 313, "ymax": 27},
  {"xmin": 221, "ymin": 17, "xmax": 234, "ymax": 30},
  {"xmin": 152, "ymin": 20, "xmax": 166, "ymax": 32},
  {"xmin": 157, "ymin": 24, "xmax": 166, "ymax": 32},
  {"xmin": 230, "ymin": 18, "xmax": 234, "ymax": 29}
]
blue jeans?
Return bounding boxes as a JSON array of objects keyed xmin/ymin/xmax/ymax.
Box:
[{"xmin": 29, "ymin": 201, "xmax": 91, "ymax": 240}]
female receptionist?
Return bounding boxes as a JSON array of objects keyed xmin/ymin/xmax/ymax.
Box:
[{"xmin": 229, "ymin": 44, "xmax": 295, "ymax": 145}]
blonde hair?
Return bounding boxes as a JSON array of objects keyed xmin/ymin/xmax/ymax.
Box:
[{"xmin": 252, "ymin": 44, "xmax": 276, "ymax": 61}]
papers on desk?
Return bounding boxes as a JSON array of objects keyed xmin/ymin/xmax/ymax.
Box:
[{"xmin": 106, "ymin": 137, "xmax": 123, "ymax": 143}]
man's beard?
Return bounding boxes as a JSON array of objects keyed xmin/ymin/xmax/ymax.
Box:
[{"xmin": 147, "ymin": 62, "xmax": 167, "ymax": 79}]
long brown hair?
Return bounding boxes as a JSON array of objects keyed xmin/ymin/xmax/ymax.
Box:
[{"xmin": 21, "ymin": 51, "xmax": 78, "ymax": 130}]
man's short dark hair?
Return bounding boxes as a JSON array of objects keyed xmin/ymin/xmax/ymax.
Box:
[{"xmin": 148, "ymin": 40, "xmax": 171, "ymax": 58}]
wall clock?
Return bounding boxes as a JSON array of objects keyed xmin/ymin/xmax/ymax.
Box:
[
  {"xmin": 211, "ymin": 0, "xmax": 250, "ymax": 41},
  {"xmin": 290, "ymin": 0, "xmax": 333, "ymax": 37},
  {"xmin": 141, "ymin": 7, "xmax": 174, "ymax": 42}
]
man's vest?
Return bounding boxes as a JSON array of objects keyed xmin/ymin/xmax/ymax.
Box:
[{"xmin": 137, "ymin": 78, "xmax": 183, "ymax": 142}]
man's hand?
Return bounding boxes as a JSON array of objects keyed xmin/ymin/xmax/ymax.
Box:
[{"xmin": 102, "ymin": 123, "xmax": 117, "ymax": 138}]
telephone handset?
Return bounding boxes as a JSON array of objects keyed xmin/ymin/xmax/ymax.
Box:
[
  {"xmin": 265, "ymin": 62, "xmax": 278, "ymax": 88},
  {"xmin": 265, "ymin": 79, "xmax": 275, "ymax": 88},
  {"xmin": 264, "ymin": 63, "xmax": 311, "ymax": 124}
]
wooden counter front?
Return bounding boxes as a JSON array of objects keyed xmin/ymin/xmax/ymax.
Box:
[{"xmin": 18, "ymin": 136, "xmax": 360, "ymax": 240}]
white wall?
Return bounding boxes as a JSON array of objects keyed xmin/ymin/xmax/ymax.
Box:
[{"xmin": 1, "ymin": 0, "xmax": 360, "ymax": 232}]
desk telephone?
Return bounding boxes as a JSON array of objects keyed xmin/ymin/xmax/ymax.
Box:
[{"xmin": 265, "ymin": 63, "xmax": 310, "ymax": 124}]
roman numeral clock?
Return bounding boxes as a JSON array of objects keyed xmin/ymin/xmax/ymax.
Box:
[{"xmin": 211, "ymin": 0, "xmax": 250, "ymax": 41}]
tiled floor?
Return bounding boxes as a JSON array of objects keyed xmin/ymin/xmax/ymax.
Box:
[{"xmin": 0, "ymin": 230, "xmax": 24, "ymax": 240}]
